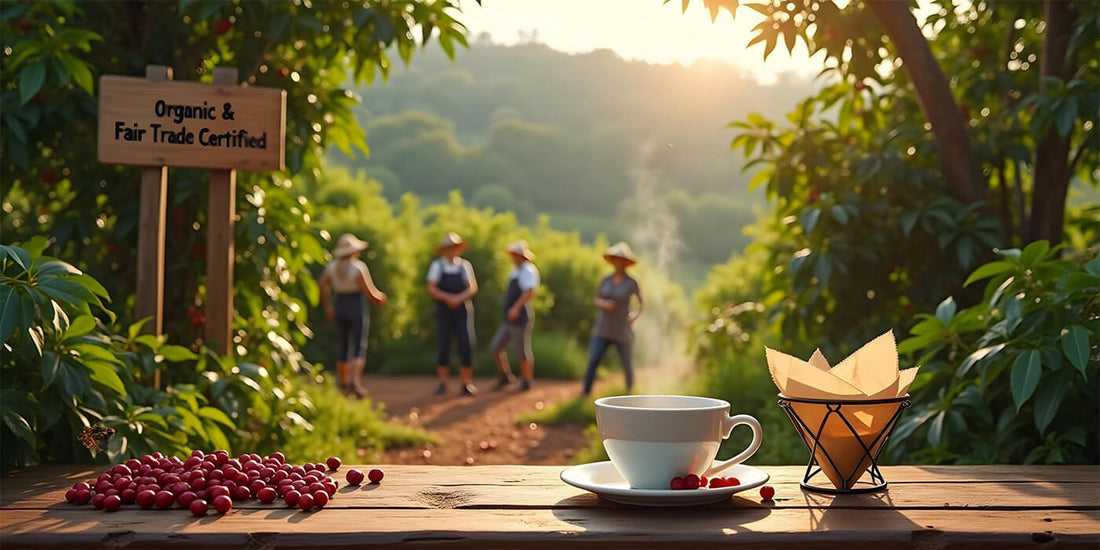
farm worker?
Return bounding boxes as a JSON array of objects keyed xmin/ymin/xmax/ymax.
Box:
[
  {"xmin": 490, "ymin": 239, "xmax": 539, "ymax": 392},
  {"xmin": 319, "ymin": 233, "xmax": 387, "ymax": 398},
  {"xmin": 582, "ymin": 242, "xmax": 644, "ymax": 396},
  {"xmin": 427, "ymin": 232, "xmax": 479, "ymax": 396}
]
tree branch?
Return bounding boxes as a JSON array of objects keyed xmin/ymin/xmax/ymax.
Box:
[{"xmin": 866, "ymin": 0, "xmax": 986, "ymax": 205}]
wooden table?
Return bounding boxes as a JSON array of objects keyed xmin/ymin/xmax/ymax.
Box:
[{"xmin": 2, "ymin": 465, "xmax": 1097, "ymax": 548}]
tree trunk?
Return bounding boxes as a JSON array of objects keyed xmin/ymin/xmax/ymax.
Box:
[
  {"xmin": 866, "ymin": 0, "xmax": 985, "ymax": 205},
  {"xmin": 1028, "ymin": 0, "xmax": 1077, "ymax": 244}
]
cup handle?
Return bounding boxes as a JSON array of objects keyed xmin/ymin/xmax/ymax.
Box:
[{"xmin": 704, "ymin": 414, "xmax": 763, "ymax": 479}]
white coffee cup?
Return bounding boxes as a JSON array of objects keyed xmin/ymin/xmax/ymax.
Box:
[{"xmin": 594, "ymin": 395, "xmax": 763, "ymax": 490}]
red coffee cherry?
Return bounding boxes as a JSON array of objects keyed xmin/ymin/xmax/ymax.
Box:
[
  {"xmin": 368, "ymin": 468, "xmax": 384, "ymax": 484},
  {"xmin": 345, "ymin": 469, "xmax": 364, "ymax": 485}
]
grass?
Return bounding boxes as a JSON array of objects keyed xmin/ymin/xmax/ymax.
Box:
[{"xmin": 282, "ymin": 377, "xmax": 438, "ymax": 464}]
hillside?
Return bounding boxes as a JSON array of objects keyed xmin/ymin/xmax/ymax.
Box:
[{"xmin": 329, "ymin": 37, "xmax": 819, "ymax": 281}]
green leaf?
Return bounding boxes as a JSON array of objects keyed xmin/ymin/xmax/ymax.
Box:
[
  {"xmin": 1032, "ymin": 372, "xmax": 1071, "ymax": 433},
  {"xmin": 41, "ymin": 351, "xmax": 61, "ymax": 389},
  {"xmin": 1010, "ymin": 350, "xmax": 1042, "ymax": 410},
  {"xmin": 934, "ymin": 296, "xmax": 956, "ymax": 325},
  {"xmin": 1060, "ymin": 325, "xmax": 1090, "ymax": 377},
  {"xmin": 965, "ymin": 261, "xmax": 1013, "ymax": 286},
  {"xmin": 60, "ymin": 54, "xmax": 94, "ymax": 95},
  {"xmin": 0, "ymin": 245, "xmax": 31, "ymax": 272},
  {"xmin": 19, "ymin": 61, "xmax": 47, "ymax": 105},
  {"xmin": 2, "ymin": 410, "xmax": 36, "ymax": 447},
  {"xmin": 64, "ymin": 315, "xmax": 97, "ymax": 340},
  {"xmin": 0, "ymin": 286, "xmax": 24, "ymax": 344},
  {"xmin": 197, "ymin": 406, "xmax": 234, "ymax": 429},
  {"xmin": 1054, "ymin": 98, "xmax": 1078, "ymax": 137},
  {"xmin": 159, "ymin": 345, "xmax": 198, "ymax": 362},
  {"xmin": 85, "ymin": 361, "xmax": 126, "ymax": 394},
  {"xmin": 1019, "ymin": 240, "xmax": 1050, "ymax": 266},
  {"xmin": 958, "ymin": 343, "xmax": 1004, "ymax": 378},
  {"xmin": 801, "ymin": 208, "xmax": 821, "ymax": 234},
  {"xmin": 830, "ymin": 205, "xmax": 849, "ymax": 225}
]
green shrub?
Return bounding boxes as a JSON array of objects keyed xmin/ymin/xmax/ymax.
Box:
[
  {"xmin": 279, "ymin": 378, "xmax": 436, "ymax": 464},
  {"xmin": 888, "ymin": 241, "xmax": 1098, "ymax": 464}
]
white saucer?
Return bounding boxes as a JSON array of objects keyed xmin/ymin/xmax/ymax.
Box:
[{"xmin": 560, "ymin": 461, "xmax": 769, "ymax": 506}]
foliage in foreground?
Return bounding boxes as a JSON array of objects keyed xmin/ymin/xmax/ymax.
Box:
[
  {"xmin": 0, "ymin": 239, "xmax": 431, "ymax": 471},
  {"xmin": 888, "ymin": 242, "xmax": 1098, "ymax": 465}
]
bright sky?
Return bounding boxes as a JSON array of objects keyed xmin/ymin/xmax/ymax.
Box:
[{"xmin": 458, "ymin": 0, "xmax": 824, "ymax": 84}]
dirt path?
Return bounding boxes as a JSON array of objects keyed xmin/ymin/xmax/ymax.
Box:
[{"xmin": 363, "ymin": 375, "xmax": 591, "ymax": 466}]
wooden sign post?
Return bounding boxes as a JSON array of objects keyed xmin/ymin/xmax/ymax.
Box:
[{"xmin": 98, "ymin": 65, "xmax": 286, "ymax": 360}]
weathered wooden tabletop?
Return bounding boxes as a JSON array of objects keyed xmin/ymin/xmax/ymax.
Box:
[{"xmin": 1, "ymin": 465, "xmax": 1097, "ymax": 548}]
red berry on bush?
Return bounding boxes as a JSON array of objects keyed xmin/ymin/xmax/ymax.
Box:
[
  {"xmin": 214, "ymin": 17, "xmax": 232, "ymax": 35},
  {"xmin": 368, "ymin": 468, "xmax": 384, "ymax": 484},
  {"xmin": 212, "ymin": 494, "xmax": 233, "ymax": 515},
  {"xmin": 18, "ymin": 20, "xmax": 32, "ymax": 32},
  {"xmin": 326, "ymin": 457, "xmax": 341, "ymax": 471},
  {"xmin": 345, "ymin": 469, "xmax": 364, "ymax": 485},
  {"xmin": 669, "ymin": 477, "xmax": 685, "ymax": 490},
  {"xmin": 277, "ymin": 68, "xmax": 290, "ymax": 79},
  {"xmin": 760, "ymin": 486, "xmax": 775, "ymax": 500}
]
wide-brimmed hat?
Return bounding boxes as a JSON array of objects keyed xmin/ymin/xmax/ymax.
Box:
[
  {"xmin": 603, "ymin": 241, "xmax": 638, "ymax": 266},
  {"xmin": 436, "ymin": 232, "xmax": 468, "ymax": 255},
  {"xmin": 332, "ymin": 233, "xmax": 368, "ymax": 258},
  {"xmin": 505, "ymin": 239, "xmax": 535, "ymax": 262}
]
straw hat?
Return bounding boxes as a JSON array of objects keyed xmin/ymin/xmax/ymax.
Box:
[
  {"xmin": 603, "ymin": 241, "xmax": 638, "ymax": 266},
  {"xmin": 332, "ymin": 233, "xmax": 368, "ymax": 258},
  {"xmin": 505, "ymin": 239, "xmax": 535, "ymax": 262},
  {"xmin": 436, "ymin": 232, "xmax": 468, "ymax": 255}
]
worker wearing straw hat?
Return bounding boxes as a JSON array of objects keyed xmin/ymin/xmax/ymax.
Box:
[
  {"xmin": 427, "ymin": 232, "xmax": 479, "ymax": 396},
  {"xmin": 319, "ymin": 233, "xmax": 388, "ymax": 397},
  {"xmin": 490, "ymin": 240, "xmax": 540, "ymax": 392},
  {"xmin": 582, "ymin": 242, "xmax": 644, "ymax": 396}
]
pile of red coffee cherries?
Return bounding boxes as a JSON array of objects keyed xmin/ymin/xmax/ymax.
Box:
[{"xmin": 62, "ymin": 450, "xmax": 384, "ymax": 516}]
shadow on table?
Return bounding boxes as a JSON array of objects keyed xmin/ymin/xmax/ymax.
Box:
[{"xmin": 550, "ymin": 493, "xmax": 772, "ymax": 538}]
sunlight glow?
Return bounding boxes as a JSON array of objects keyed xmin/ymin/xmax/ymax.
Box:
[{"xmin": 459, "ymin": 0, "xmax": 824, "ymax": 84}]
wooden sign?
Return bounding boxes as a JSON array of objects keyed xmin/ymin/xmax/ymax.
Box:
[{"xmin": 97, "ymin": 75, "xmax": 286, "ymax": 171}]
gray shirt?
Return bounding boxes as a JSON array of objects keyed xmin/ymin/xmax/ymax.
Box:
[{"xmin": 594, "ymin": 274, "xmax": 639, "ymax": 341}]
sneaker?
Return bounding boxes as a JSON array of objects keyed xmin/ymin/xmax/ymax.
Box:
[
  {"xmin": 493, "ymin": 373, "xmax": 516, "ymax": 391},
  {"xmin": 517, "ymin": 379, "xmax": 531, "ymax": 392},
  {"xmin": 461, "ymin": 383, "xmax": 478, "ymax": 396},
  {"xmin": 434, "ymin": 382, "xmax": 447, "ymax": 395}
]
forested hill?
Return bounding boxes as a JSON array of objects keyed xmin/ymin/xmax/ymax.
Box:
[{"xmin": 329, "ymin": 36, "xmax": 818, "ymax": 272}]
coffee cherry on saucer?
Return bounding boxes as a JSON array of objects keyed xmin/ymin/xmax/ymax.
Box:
[
  {"xmin": 760, "ymin": 486, "xmax": 775, "ymax": 500},
  {"xmin": 326, "ymin": 456, "xmax": 341, "ymax": 471},
  {"xmin": 346, "ymin": 469, "xmax": 364, "ymax": 485},
  {"xmin": 726, "ymin": 477, "xmax": 741, "ymax": 487},
  {"xmin": 298, "ymin": 492, "xmax": 315, "ymax": 511},
  {"xmin": 709, "ymin": 477, "xmax": 726, "ymax": 488},
  {"xmin": 368, "ymin": 468, "xmax": 384, "ymax": 484},
  {"xmin": 684, "ymin": 474, "xmax": 700, "ymax": 490},
  {"xmin": 669, "ymin": 477, "xmax": 685, "ymax": 490},
  {"xmin": 700, "ymin": 476, "xmax": 708, "ymax": 488},
  {"xmin": 189, "ymin": 499, "xmax": 209, "ymax": 516}
]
